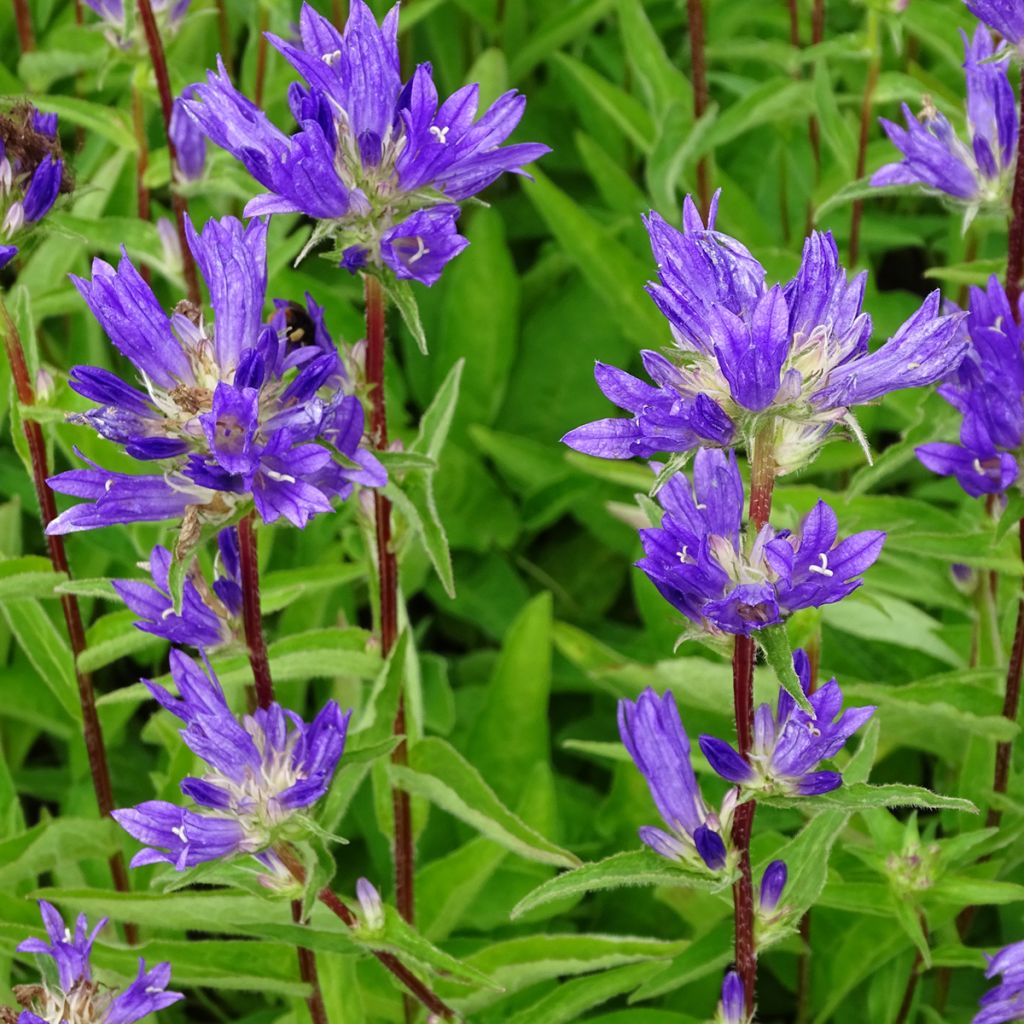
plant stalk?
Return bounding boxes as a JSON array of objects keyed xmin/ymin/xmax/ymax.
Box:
[
  {"xmin": 808, "ymin": 0, "xmax": 825, "ymax": 169},
  {"xmin": 135, "ymin": 0, "xmax": 201, "ymax": 306},
  {"xmin": 849, "ymin": 9, "xmax": 879, "ymax": 266},
  {"xmin": 685, "ymin": 0, "xmax": 711, "ymax": 216},
  {"xmin": 238, "ymin": 513, "xmax": 274, "ymax": 711},
  {"xmin": 1, "ymin": 308, "xmax": 135, "ymax": 940},
  {"xmin": 12, "ymin": 0, "xmax": 34, "ymax": 52},
  {"xmin": 292, "ymin": 900, "xmax": 329, "ymax": 1024},
  {"xmin": 254, "ymin": 7, "xmax": 270, "ymax": 109}
]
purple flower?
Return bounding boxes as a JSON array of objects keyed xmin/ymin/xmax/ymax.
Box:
[
  {"xmin": 112, "ymin": 649, "xmax": 352, "ymax": 869},
  {"xmin": 759, "ymin": 859, "xmax": 788, "ymax": 912},
  {"xmin": 975, "ymin": 940, "xmax": 1024, "ymax": 1023},
  {"xmin": 562, "ymin": 194, "xmax": 967, "ymax": 474},
  {"xmin": 636, "ymin": 449, "xmax": 886, "ymax": 638},
  {"xmin": 170, "ymin": 89, "xmax": 206, "ymax": 182},
  {"xmin": 83, "ymin": 0, "xmax": 191, "ymax": 48},
  {"xmin": 356, "ymin": 878, "xmax": 385, "ymax": 931},
  {"xmin": 716, "ymin": 971, "xmax": 748, "ymax": 1024},
  {"xmin": 917, "ymin": 276, "xmax": 1024, "ymax": 496},
  {"xmin": 47, "ymin": 216, "xmax": 386, "ymax": 535},
  {"xmin": 618, "ymin": 688, "xmax": 734, "ymax": 872},
  {"xmin": 16, "ymin": 900, "xmax": 183, "ymax": 1023},
  {"xmin": 699, "ymin": 650, "xmax": 876, "ymax": 796},
  {"xmin": 182, "ymin": 1, "xmax": 547, "ymax": 283},
  {"xmin": 113, "ymin": 532, "xmax": 242, "ymax": 649},
  {"xmin": 966, "ymin": 0, "xmax": 1024, "ymax": 46},
  {"xmin": 872, "ymin": 28, "xmax": 1018, "ymax": 207}
]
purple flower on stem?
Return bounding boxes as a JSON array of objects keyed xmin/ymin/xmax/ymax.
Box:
[
  {"xmin": 637, "ymin": 448, "xmax": 886, "ymax": 638},
  {"xmin": 917, "ymin": 276, "xmax": 1024, "ymax": 496},
  {"xmin": 759, "ymin": 859, "xmax": 788, "ymax": 912},
  {"xmin": 618, "ymin": 688, "xmax": 734, "ymax": 872},
  {"xmin": 112, "ymin": 649, "xmax": 352, "ymax": 870},
  {"xmin": 83, "ymin": 0, "xmax": 191, "ymax": 49},
  {"xmin": 16, "ymin": 899, "xmax": 182, "ymax": 1023},
  {"xmin": 716, "ymin": 971, "xmax": 748, "ymax": 1024},
  {"xmin": 182, "ymin": 0, "xmax": 547, "ymax": 285},
  {"xmin": 562, "ymin": 193, "xmax": 966, "ymax": 475},
  {"xmin": 872, "ymin": 28, "xmax": 1018, "ymax": 211},
  {"xmin": 355, "ymin": 878, "xmax": 385, "ymax": 932},
  {"xmin": 975, "ymin": 940, "xmax": 1024, "ymax": 1023},
  {"xmin": 699, "ymin": 650, "xmax": 876, "ymax": 796},
  {"xmin": 966, "ymin": 0, "xmax": 1024, "ymax": 47},
  {"xmin": 170, "ymin": 88, "xmax": 207, "ymax": 182},
  {"xmin": 47, "ymin": 216, "xmax": 385, "ymax": 536}
]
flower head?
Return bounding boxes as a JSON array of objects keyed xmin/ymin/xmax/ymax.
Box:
[
  {"xmin": 112, "ymin": 650, "xmax": 351, "ymax": 870},
  {"xmin": 636, "ymin": 449, "xmax": 886, "ymax": 638},
  {"xmin": 170, "ymin": 88, "xmax": 206, "ymax": 182},
  {"xmin": 618, "ymin": 688, "xmax": 734, "ymax": 872},
  {"xmin": 15, "ymin": 900, "xmax": 182, "ymax": 1023},
  {"xmin": 562, "ymin": 194, "xmax": 966, "ymax": 474},
  {"xmin": 182, "ymin": 0, "xmax": 547, "ymax": 284},
  {"xmin": 872, "ymin": 28, "xmax": 1018, "ymax": 212},
  {"xmin": 917, "ymin": 276, "xmax": 1024, "ymax": 496},
  {"xmin": 975, "ymin": 939, "xmax": 1024, "ymax": 1023},
  {"xmin": 966, "ymin": 0, "xmax": 1024, "ymax": 47},
  {"xmin": 759, "ymin": 859, "xmax": 788, "ymax": 913},
  {"xmin": 83, "ymin": 0, "xmax": 191, "ymax": 50},
  {"xmin": 699, "ymin": 650, "xmax": 875, "ymax": 796},
  {"xmin": 47, "ymin": 216, "xmax": 385, "ymax": 536},
  {"xmin": 715, "ymin": 971, "xmax": 748, "ymax": 1024}
]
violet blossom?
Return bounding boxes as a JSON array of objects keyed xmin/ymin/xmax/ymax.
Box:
[
  {"xmin": 759, "ymin": 859, "xmax": 788, "ymax": 913},
  {"xmin": 562, "ymin": 193, "xmax": 966, "ymax": 475},
  {"xmin": 637, "ymin": 448, "xmax": 886, "ymax": 638},
  {"xmin": 15, "ymin": 900, "xmax": 182, "ymax": 1023},
  {"xmin": 966, "ymin": 0, "xmax": 1024, "ymax": 48},
  {"xmin": 872, "ymin": 27, "xmax": 1018, "ymax": 212},
  {"xmin": 618, "ymin": 688, "xmax": 734, "ymax": 872},
  {"xmin": 83, "ymin": 0, "xmax": 191, "ymax": 50},
  {"xmin": 716, "ymin": 971, "xmax": 748, "ymax": 1024},
  {"xmin": 917, "ymin": 276, "xmax": 1023, "ymax": 496},
  {"xmin": 112, "ymin": 649, "xmax": 351, "ymax": 870},
  {"xmin": 182, "ymin": 0, "xmax": 548, "ymax": 286},
  {"xmin": 975, "ymin": 939, "xmax": 1024, "ymax": 1023},
  {"xmin": 46, "ymin": 216, "xmax": 385, "ymax": 536},
  {"xmin": 170, "ymin": 89, "xmax": 207, "ymax": 182},
  {"xmin": 699, "ymin": 650, "xmax": 876, "ymax": 796}
]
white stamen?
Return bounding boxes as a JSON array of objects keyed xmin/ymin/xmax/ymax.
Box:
[
  {"xmin": 321, "ymin": 49, "xmax": 342, "ymax": 66},
  {"xmin": 429, "ymin": 124, "xmax": 449, "ymax": 143},
  {"xmin": 694, "ymin": 502, "xmax": 707, "ymax": 511},
  {"xmin": 171, "ymin": 824, "xmax": 188, "ymax": 842},
  {"xmin": 104, "ymin": 478, "xmax": 114, "ymax": 492},
  {"xmin": 906, "ymin": 361, "xmax": 920, "ymax": 370},
  {"xmin": 808, "ymin": 552, "xmax": 833, "ymax": 577},
  {"xmin": 973, "ymin": 457, "xmax": 986, "ymax": 475},
  {"xmin": 161, "ymin": 606, "xmax": 176, "ymax": 620},
  {"xmin": 675, "ymin": 546, "xmax": 688, "ymax": 563},
  {"xmin": 63, "ymin": 927, "xmax": 72, "ymax": 941},
  {"xmin": 408, "ymin": 236, "xmax": 429, "ymax": 264},
  {"xmin": 265, "ymin": 469, "xmax": 296, "ymax": 484}
]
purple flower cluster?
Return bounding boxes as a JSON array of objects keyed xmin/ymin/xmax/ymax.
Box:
[
  {"xmin": 16, "ymin": 900, "xmax": 182, "ymax": 1024},
  {"xmin": 637, "ymin": 449, "xmax": 885, "ymax": 637},
  {"xmin": 917, "ymin": 276, "xmax": 1024, "ymax": 496},
  {"xmin": 699, "ymin": 650, "xmax": 875, "ymax": 796},
  {"xmin": 975, "ymin": 940, "xmax": 1024, "ymax": 1023},
  {"xmin": 83, "ymin": 0, "xmax": 191, "ymax": 49},
  {"xmin": 618, "ymin": 688, "xmax": 735, "ymax": 871},
  {"xmin": 182, "ymin": 1, "xmax": 547, "ymax": 286},
  {"xmin": 112, "ymin": 650, "xmax": 351, "ymax": 870},
  {"xmin": 872, "ymin": 28, "xmax": 1018, "ymax": 210},
  {"xmin": 562, "ymin": 193, "xmax": 966, "ymax": 475},
  {"xmin": 47, "ymin": 215, "xmax": 385, "ymax": 535},
  {"xmin": 0, "ymin": 105, "xmax": 64, "ymax": 270}
]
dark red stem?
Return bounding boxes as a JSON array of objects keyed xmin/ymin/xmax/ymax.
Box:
[
  {"xmin": 237, "ymin": 513, "xmax": 274, "ymax": 711},
  {"xmin": 809, "ymin": 0, "xmax": 825, "ymax": 167},
  {"xmin": 135, "ymin": 0, "xmax": 201, "ymax": 307},
  {"xmin": 2, "ymin": 312, "xmax": 135, "ymax": 939},
  {"xmin": 685, "ymin": 0, "xmax": 710, "ymax": 216},
  {"xmin": 216, "ymin": 0, "xmax": 234, "ymax": 76},
  {"xmin": 1006, "ymin": 68, "xmax": 1024, "ymax": 311},
  {"xmin": 292, "ymin": 900, "xmax": 329, "ymax": 1024},
  {"xmin": 11, "ymin": 0, "xmax": 33, "ymax": 51},
  {"xmin": 849, "ymin": 50, "xmax": 880, "ymax": 266},
  {"xmin": 254, "ymin": 8, "xmax": 270, "ymax": 109}
]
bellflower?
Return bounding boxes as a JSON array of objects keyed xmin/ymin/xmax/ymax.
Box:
[
  {"xmin": 0, "ymin": 104, "xmax": 66, "ymax": 269},
  {"xmin": 562, "ymin": 193, "xmax": 967, "ymax": 475},
  {"xmin": 182, "ymin": 0, "xmax": 548, "ymax": 285},
  {"xmin": 759, "ymin": 859, "xmax": 788, "ymax": 912},
  {"xmin": 917, "ymin": 276, "xmax": 1024, "ymax": 496},
  {"xmin": 112, "ymin": 650, "xmax": 351, "ymax": 869},
  {"xmin": 83, "ymin": 0, "xmax": 191, "ymax": 50},
  {"xmin": 637, "ymin": 449, "xmax": 886, "ymax": 638},
  {"xmin": 170, "ymin": 89, "xmax": 206, "ymax": 182},
  {"xmin": 699, "ymin": 650, "xmax": 876, "ymax": 796},
  {"xmin": 872, "ymin": 28, "xmax": 1018, "ymax": 212},
  {"xmin": 967, "ymin": 1, "xmax": 1024, "ymax": 48},
  {"xmin": 716, "ymin": 972, "xmax": 748, "ymax": 1024},
  {"xmin": 975, "ymin": 940, "xmax": 1024, "ymax": 1024},
  {"xmin": 618, "ymin": 688, "xmax": 734, "ymax": 872},
  {"xmin": 15, "ymin": 900, "xmax": 182, "ymax": 1024},
  {"xmin": 47, "ymin": 216, "xmax": 386, "ymax": 536},
  {"xmin": 113, "ymin": 531, "xmax": 242, "ymax": 649}
]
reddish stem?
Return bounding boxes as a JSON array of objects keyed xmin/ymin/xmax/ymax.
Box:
[
  {"xmin": 237, "ymin": 513, "xmax": 274, "ymax": 711},
  {"xmin": 11, "ymin": 0, "xmax": 33, "ymax": 52},
  {"xmin": 135, "ymin": 0, "xmax": 201, "ymax": 306},
  {"xmin": 1007, "ymin": 68, "xmax": 1024, "ymax": 310},
  {"xmin": 809, "ymin": 0, "xmax": 825, "ymax": 167},
  {"xmin": 849, "ymin": 52, "xmax": 880, "ymax": 266},
  {"xmin": 787, "ymin": 0, "xmax": 800, "ymax": 47},
  {"xmin": 2, "ymin": 311, "xmax": 135, "ymax": 940},
  {"xmin": 254, "ymin": 7, "xmax": 270, "ymax": 109},
  {"xmin": 685, "ymin": 0, "xmax": 710, "ymax": 216},
  {"xmin": 216, "ymin": 0, "xmax": 234, "ymax": 76},
  {"xmin": 292, "ymin": 900, "xmax": 329, "ymax": 1024}
]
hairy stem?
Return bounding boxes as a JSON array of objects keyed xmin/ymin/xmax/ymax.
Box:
[
  {"xmin": 2, "ymin": 308, "xmax": 135, "ymax": 940},
  {"xmin": 685, "ymin": 0, "xmax": 710, "ymax": 215},
  {"xmin": 292, "ymin": 900, "xmax": 329, "ymax": 1024},
  {"xmin": 849, "ymin": 10, "xmax": 879, "ymax": 266},
  {"xmin": 254, "ymin": 7, "xmax": 270, "ymax": 108},
  {"xmin": 731, "ymin": 430, "xmax": 777, "ymax": 1009},
  {"xmin": 12, "ymin": 0, "xmax": 34, "ymax": 52},
  {"xmin": 277, "ymin": 847, "xmax": 456, "ymax": 1021},
  {"xmin": 237, "ymin": 513, "xmax": 274, "ymax": 711},
  {"xmin": 135, "ymin": 0, "xmax": 201, "ymax": 306},
  {"xmin": 1007, "ymin": 68, "xmax": 1024, "ymax": 310}
]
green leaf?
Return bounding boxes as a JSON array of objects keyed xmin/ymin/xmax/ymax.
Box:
[
  {"xmin": 511, "ymin": 849, "xmax": 733, "ymax": 919},
  {"xmin": 757, "ymin": 623, "xmax": 814, "ymax": 714},
  {"xmin": 0, "ymin": 819, "xmax": 119, "ymax": 888},
  {"xmin": 2, "ymin": 599, "xmax": 79, "ymax": 721},
  {"xmin": 508, "ymin": 0, "xmax": 614, "ymax": 80},
  {"xmin": 387, "ymin": 277, "xmax": 428, "ymax": 354},
  {"xmin": 390, "ymin": 737, "xmax": 579, "ymax": 868},
  {"xmin": 758, "ymin": 783, "xmax": 977, "ymax": 814},
  {"xmin": 616, "ymin": 0, "xmax": 691, "ymax": 116},
  {"xmin": 0, "ymin": 556, "xmax": 66, "ymax": 601},
  {"xmin": 79, "ymin": 608, "xmax": 163, "ymax": 674},
  {"xmin": 695, "ymin": 78, "xmax": 816, "ymax": 156},
  {"xmin": 627, "ymin": 919, "xmax": 734, "ymax": 1002}
]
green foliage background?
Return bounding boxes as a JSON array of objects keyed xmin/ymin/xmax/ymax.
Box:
[{"xmin": 0, "ymin": 0, "xmax": 1022, "ymax": 1022}]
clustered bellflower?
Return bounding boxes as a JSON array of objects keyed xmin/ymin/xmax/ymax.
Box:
[
  {"xmin": 14, "ymin": 900, "xmax": 182, "ymax": 1024},
  {"xmin": 170, "ymin": 89, "xmax": 207, "ymax": 183},
  {"xmin": 0, "ymin": 105, "xmax": 65, "ymax": 270},
  {"xmin": 83, "ymin": 0, "xmax": 191, "ymax": 50},
  {"xmin": 917, "ymin": 276, "xmax": 1024, "ymax": 496},
  {"xmin": 562, "ymin": 192, "xmax": 966, "ymax": 475},
  {"xmin": 716, "ymin": 972, "xmax": 749, "ymax": 1024},
  {"xmin": 637, "ymin": 449, "xmax": 886, "ymax": 638},
  {"xmin": 699, "ymin": 650, "xmax": 876, "ymax": 796},
  {"xmin": 112, "ymin": 650, "xmax": 351, "ymax": 869},
  {"xmin": 975, "ymin": 939, "xmax": 1024, "ymax": 1024},
  {"xmin": 872, "ymin": 28, "xmax": 1018, "ymax": 215},
  {"xmin": 46, "ymin": 215, "xmax": 385, "ymax": 536},
  {"xmin": 618, "ymin": 688, "xmax": 735, "ymax": 871},
  {"xmin": 182, "ymin": 0, "xmax": 548, "ymax": 286},
  {"xmin": 967, "ymin": 0, "xmax": 1024, "ymax": 49}
]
